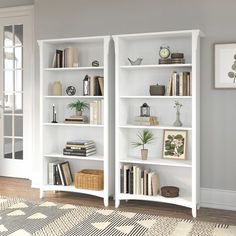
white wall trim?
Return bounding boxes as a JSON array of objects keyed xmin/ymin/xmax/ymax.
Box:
[
  {"xmin": 0, "ymin": 6, "xmax": 34, "ymax": 17},
  {"xmin": 201, "ymin": 188, "xmax": 236, "ymax": 211}
]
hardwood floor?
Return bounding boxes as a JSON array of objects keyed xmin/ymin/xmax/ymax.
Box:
[{"xmin": 0, "ymin": 177, "xmax": 235, "ymax": 225}]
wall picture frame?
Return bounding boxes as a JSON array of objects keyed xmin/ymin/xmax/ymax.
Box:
[
  {"xmin": 215, "ymin": 43, "xmax": 236, "ymax": 88},
  {"xmin": 162, "ymin": 130, "xmax": 187, "ymax": 160}
]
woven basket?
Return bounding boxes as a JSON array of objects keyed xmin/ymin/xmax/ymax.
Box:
[{"xmin": 74, "ymin": 169, "xmax": 104, "ymax": 191}]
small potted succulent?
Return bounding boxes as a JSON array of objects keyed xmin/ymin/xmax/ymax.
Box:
[
  {"xmin": 68, "ymin": 100, "xmax": 89, "ymax": 116},
  {"xmin": 132, "ymin": 129, "xmax": 155, "ymax": 160}
]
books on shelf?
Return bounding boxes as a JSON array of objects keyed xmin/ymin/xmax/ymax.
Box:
[
  {"xmin": 48, "ymin": 161, "xmax": 73, "ymax": 186},
  {"xmin": 166, "ymin": 71, "xmax": 191, "ymax": 96},
  {"xmin": 52, "ymin": 47, "xmax": 78, "ymax": 68},
  {"xmin": 121, "ymin": 165, "xmax": 159, "ymax": 196},
  {"xmin": 90, "ymin": 100, "xmax": 104, "ymax": 125},
  {"xmin": 64, "ymin": 115, "xmax": 88, "ymax": 124},
  {"xmin": 84, "ymin": 75, "xmax": 104, "ymax": 96},
  {"xmin": 134, "ymin": 116, "xmax": 159, "ymax": 126},
  {"xmin": 63, "ymin": 140, "xmax": 97, "ymax": 157}
]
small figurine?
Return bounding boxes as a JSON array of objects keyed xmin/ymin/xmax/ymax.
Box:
[{"xmin": 92, "ymin": 60, "xmax": 99, "ymax": 67}]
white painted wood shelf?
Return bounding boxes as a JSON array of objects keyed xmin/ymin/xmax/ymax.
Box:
[
  {"xmin": 114, "ymin": 30, "xmax": 202, "ymax": 217},
  {"xmin": 120, "ymin": 156, "xmax": 192, "ymax": 168},
  {"xmin": 38, "ymin": 36, "xmax": 113, "ymax": 206}
]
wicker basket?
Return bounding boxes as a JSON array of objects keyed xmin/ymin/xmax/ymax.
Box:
[{"xmin": 74, "ymin": 169, "xmax": 104, "ymax": 191}]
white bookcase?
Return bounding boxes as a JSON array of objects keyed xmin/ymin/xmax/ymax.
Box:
[
  {"xmin": 38, "ymin": 36, "xmax": 114, "ymax": 206},
  {"xmin": 113, "ymin": 30, "xmax": 202, "ymax": 217}
]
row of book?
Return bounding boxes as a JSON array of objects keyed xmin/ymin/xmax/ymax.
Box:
[
  {"xmin": 48, "ymin": 161, "xmax": 73, "ymax": 186},
  {"xmin": 90, "ymin": 100, "xmax": 104, "ymax": 125},
  {"xmin": 121, "ymin": 165, "xmax": 159, "ymax": 196},
  {"xmin": 166, "ymin": 71, "xmax": 191, "ymax": 96},
  {"xmin": 52, "ymin": 47, "xmax": 78, "ymax": 68},
  {"xmin": 63, "ymin": 140, "xmax": 97, "ymax": 157},
  {"xmin": 84, "ymin": 75, "xmax": 104, "ymax": 96}
]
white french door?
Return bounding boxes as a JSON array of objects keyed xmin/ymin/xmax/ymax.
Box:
[{"xmin": 0, "ymin": 7, "xmax": 33, "ymax": 178}]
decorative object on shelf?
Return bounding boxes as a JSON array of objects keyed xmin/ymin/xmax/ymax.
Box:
[
  {"xmin": 66, "ymin": 86, "xmax": 76, "ymax": 96},
  {"xmin": 51, "ymin": 104, "xmax": 58, "ymax": 123},
  {"xmin": 215, "ymin": 43, "xmax": 236, "ymax": 88},
  {"xmin": 170, "ymin": 53, "xmax": 185, "ymax": 64},
  {"xmin": 161, "ymin": 186, "xmax": 179, "ymax": 198},
  {"xmin": 149, "ymin": 83, "xmax": 165, "ymax": 96},
  {"xmin": 64, "ymin": 115, "xmax": 88, "ymax": 124},
  {"xmin": 68, "ymin": 100, "xmax": 89, "ymax": 116},
  {"xmin": 75, "ymin": 169, "xmax": 104, "ymax": 190},
  {"xmin": 83, "ymin": 75, "xmax": 90, "ymax": 96},
  {"xmin": 52, "ymin": 81, "xmax": 62, "ymax": 96},
  {"xmin": 128, "ymin": 58, "xmax": 143, "ymax": 66},
  {"xmin": 140, "ymin": 103, "xmax": 150, "ymax": 117},
  {"xmin": 173, "ymin": 101, "xmax": 183, "ymax": 127},
  {"xmin": 159, "ymin": 45, "xmax": 170, "ymax": 59},
  {"xmin": 132, "ymin": 129, "xmax": 155, "ymax": 160},
  {"xmin": 92, "ymin": 60, "xmax": 99, "ymax": 67},
  {"xmin": 134, "ymin": 116, "xmax": 159, "ymax": 126},
  {"xmin": 163, "ymin": 130, "xmax": 187, "ymax": 160}
]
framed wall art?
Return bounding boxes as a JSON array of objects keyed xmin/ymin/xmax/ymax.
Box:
[
  {"xmin": 215, "ymin": 43, "xmax": 236, "ymax": 88},
  {"xmin": 162, "ymin": 130, "xmax": 187, "ymax": 160}
]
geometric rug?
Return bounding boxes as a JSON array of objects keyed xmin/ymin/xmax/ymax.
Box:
[{"xmin": 0, "ymin": 196, "xmax": 235, "ymax": 236}]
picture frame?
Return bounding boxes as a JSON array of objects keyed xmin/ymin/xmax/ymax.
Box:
[
  {"xmin": 162, "ymin": 130, "xmax": 187, "ymax": 160},
  {"xmin": 215, "ymin": 43, "xmax": 236, "ymax": 88}
]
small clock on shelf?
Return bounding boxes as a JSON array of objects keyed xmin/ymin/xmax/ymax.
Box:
[{"xmin": 159, "ymin": 45, "xmax": 170, "ymax": 59}]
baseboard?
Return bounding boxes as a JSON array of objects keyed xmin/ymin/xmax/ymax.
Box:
[{"xmin": 200, "ymin": 188, "xmax": 236, "ymax": 211}]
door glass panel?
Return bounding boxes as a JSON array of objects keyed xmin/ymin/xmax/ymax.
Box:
[
  {"xmin": 4, "ymin": 25, "xmax": 13, "ymax": 47},
  {"xmin": 14, "ymin": 25, "xmax": 23, "ymax": 46},
  {"xmin": 14, "ymin": 138, "xmax": 23, "ymax": 160},
  {"xmin": 4, "ymin": 47, "xmax": 14, "ymax": 69},
  {"xmin": 4, "ymin": 70, "xmax": 13, "ymax": 92},
  {"xmin": 15, "ymin": 47, "xmax": 22, "ymax": 69},
  {"xmin": 4, "ymin": 138, "xmax": 13, "ymax": 159},
  {"xmin": 14, "ymin": 116, "xmax": 23, "ymax": 137},
  {"xmin": 4, "ymin": 116, "xmax": 12, "ymax": 136},
  {"xmin": 15, "ymin": 93, "xmax": 23, "ymax": 111},
  {"xmin": 4, "ymin": 93, "xmax": 13, "ymax": 112},
  {"xmin": 15, "ymin": 70, "xmax": 23, "ymax": 92}
]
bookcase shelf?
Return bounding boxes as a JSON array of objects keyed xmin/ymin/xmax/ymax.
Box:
[
  {"xmin": 114, "ymin": 30, "xmax": 201, "ymax": 217},
  {"xmin": 38, "ymin": 36, "xmax": 114, "ymax": 207},
  {"xmin": 120, "ymin": 156, "xmax": 192, "ymax": 168}
]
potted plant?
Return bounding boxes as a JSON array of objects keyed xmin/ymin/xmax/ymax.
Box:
[
  {"xmin": 68, "ymin": 100, "xmax": 89, "ymax": 116},
  {"xmin": 132, "ymin": 129, "xmax": 155, "ymax": 160}
]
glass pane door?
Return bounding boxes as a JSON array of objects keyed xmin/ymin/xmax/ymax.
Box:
[{"xmin": 3, "ymin": 24, "xmax": 23, "ymax": 160}]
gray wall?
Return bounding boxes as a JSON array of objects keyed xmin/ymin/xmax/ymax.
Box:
[
  {"xmin": 0, "ymin": 0, "xmax": 34, "ymax": 8},
  {"xmin": 4, "ymin": 0, "xmax": 236, "ymax": 191}
]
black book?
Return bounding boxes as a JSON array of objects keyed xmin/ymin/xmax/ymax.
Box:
[
  {"xmin": 66, "ymin": 140, "xmax": 94, "ymax": 145},
  {"xmin": 65, "ymin": 146, "xmax": 95, "ymax": 151},
  {"xmin": 120, "ymin": 168, "xmax": 124, "ymax": 193},
  {"xmin": 63, "ymin": 148, "xmax": 96, "ymax": 154},
  {"xmin": 176, "ymin": 74, "xmax": 180, "ymax": 96},
  {"xmin": 54, "ymin": 165, "xmax": 62, "ymax": 185},
  {"xmin": 129, "ymin": 167, "xmax": 134, "ymax": 194},
  {"xmin": 126, "ymin": 168, "xmax": 130, "ymax": 193},
  {"xmin": 94, "ymin": 77, "xmax": 102, "ymax": 96},
  {"xmin": 56, "ymin": 50, "xmax": 63, "ymax": 68},
  {"xmin": 63, "ymin": 151, "xmax": 96, "ymax": 157},
  {"xmin": 61, "ymin": 161, "xmax": 73, "ymax": 185}
]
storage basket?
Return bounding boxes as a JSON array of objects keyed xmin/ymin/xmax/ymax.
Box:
[{"xmin": 74, "ymin": 169, "xmax": 104, "ymax": 190}]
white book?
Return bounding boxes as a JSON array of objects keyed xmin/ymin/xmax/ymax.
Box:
[
  {"xmin": 141, "ymin": 178, "xmax": 144, "ymax": 195},
  {"xmin": 137, "ymin": 167, "xmax": 142, "ymax": 195},
  {"xmin": 179, "ymin": 73, "xmax": 183, "ymax": 96},
  {"xmin": 172, "ymin": 72, "xmax": 177, "ymax": 96},
  {"xmin": 101, "ymin": 99, "xmax": 104, "ymax": 125},
  {"xmin": 90, "ymin": 102, "xmax": 94, "ymax": 124},
  {"xmin": 151, "ymin": 174, "xmax": 159, "ymax": 196},
  {"xmin": 90, "ymin": 76, "xmax": 96, "ymax": 96},
  {"xmin": 97, "ymin": 100, "xmax": 101, "ymax": 125},
  {"xmin": 148, "ymin": 172, "xmax": 155, "ymax": 196},
  {"xmin": 93, "ymin": 101, "xmax": 98, "ymax": 124}
]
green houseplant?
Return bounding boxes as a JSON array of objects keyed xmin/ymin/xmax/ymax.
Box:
[
  {"xmin": 68, "ymin": 100, "xmax": 89, "ymax": 116},
  {"xmin": 132, "ymin": 129, "xmax": 155, "ymax": 160}
]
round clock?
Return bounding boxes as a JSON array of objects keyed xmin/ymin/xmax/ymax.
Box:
[
  {"xmin": 66, "ymin": 86, "xmax": 76, "ymax": 96},
  {"xmin": 159, "ymin": 45, "xmax": 170, "ymax": 59}
]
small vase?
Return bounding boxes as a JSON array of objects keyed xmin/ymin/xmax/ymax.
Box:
[
  {"xmin": 141, "ymin": 149, "xmax": 148, "ymax": 160},
  {"xmin": 173, "ymin": 110, "xmax": 182, "ymax": 127},
  {"xmin": 76, "ymin": 110, "xmax": 82, "ymax": 116},
  {"xmin": 52, "ymin": 81, "xmax": 62, "ymax": 96}
]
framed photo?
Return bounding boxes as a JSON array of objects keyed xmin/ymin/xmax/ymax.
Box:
[
  {"xmin": 162, "ymin": 130, "xmax": 187, "ymax": 160},
  {"xmin": 215, "ymin": 43, "xmax": 236, "ymax": 88}
]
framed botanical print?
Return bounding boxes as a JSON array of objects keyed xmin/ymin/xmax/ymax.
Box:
[
  {"xmin": 162, "ymin": 130, "xmax": 187, "ymax": 160},
  {"xmin": 215, "ymin": 43, "xmax": 236, "ymax": 88}
]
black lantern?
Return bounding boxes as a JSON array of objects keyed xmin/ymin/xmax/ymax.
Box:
[{"xmin": 140, "ymin": 103, "xmax": 150, "ymax": 117}]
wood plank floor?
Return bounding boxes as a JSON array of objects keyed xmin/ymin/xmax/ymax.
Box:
[{"xmin": 0, "ymin": 177, "xmax": 235, "ymax": 225}]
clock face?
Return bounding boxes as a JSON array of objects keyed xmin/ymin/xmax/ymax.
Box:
[{"xmin": 159, "ymin": 47, "xmax": 170, "ymax": 59}]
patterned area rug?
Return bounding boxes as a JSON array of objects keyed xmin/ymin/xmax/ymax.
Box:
[{"xmin": 0, "ymin": 196, "xmax": 235, "ymax": 236}]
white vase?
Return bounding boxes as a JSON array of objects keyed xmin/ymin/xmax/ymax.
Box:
[{"xmin": 141, "ymin": 149, "xmax": 148, "ymax": 160}]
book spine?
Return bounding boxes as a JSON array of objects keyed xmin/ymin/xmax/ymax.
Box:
[
  {"xmin": 133, "ymin": 166, "xmax": 136, "ymax": 195},
  {"xmin": 120, "ymin": 168, "xmax": 124, "ymax": 193},
  {"xmin": 90, "ymin": 102, "xmax": 94, "ymax": 124},
  {"xmin": 179, "ymin": 73, "xmax": 183, "ymax": 96},
  {"xmin": 176, "ymin": 74, "xmax": 179, "ymax": 96},
  {"xmin": 130, "ymin": 167, "xmax": 133, "ymax": 194},
  {"xmin": 57, "ymin": 163, "xmax": 65, "ymax": 186}
]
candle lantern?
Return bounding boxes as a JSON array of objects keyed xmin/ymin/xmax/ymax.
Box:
[{"xmin": 140, "ymin": 103, "xmax": 150, "ymax": 117}]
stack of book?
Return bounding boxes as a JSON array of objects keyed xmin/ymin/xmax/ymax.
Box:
[
  {"xmin": 63, "ymin": 140, "xmax": 96, "ymax": 157},
  {"xmin": 121, "ymin": 165, "xmax": 159, "ymax": 196},
  {"xmin": 64, "ymin": 115, "xmax": 88, "ymax": 124},
  {"xmin": 166, "ymin": 71, "xmax": 191, "ymax": 96},
  {"xmin": 90, "ymin": 100, "xmax": 104, "ymax": 125},
  {"xmin": 48, "ymin": 161, "xmax": 73, "ymax": 186},
  {"xmin": 134, "ymin": 116, "xmax": 159, "ymax": 126},
  {"xmin": 52, "ymin": 47, "xmax": 78, "ymax": 68}
]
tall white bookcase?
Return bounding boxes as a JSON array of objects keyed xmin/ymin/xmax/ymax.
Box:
[
  {"xmin": 38, "ymin": 36, "xmax": 114, "ymax": 206},
  {"xmin": 113, "ymin": 30, "xmax": 202, "ymax": 217}
]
